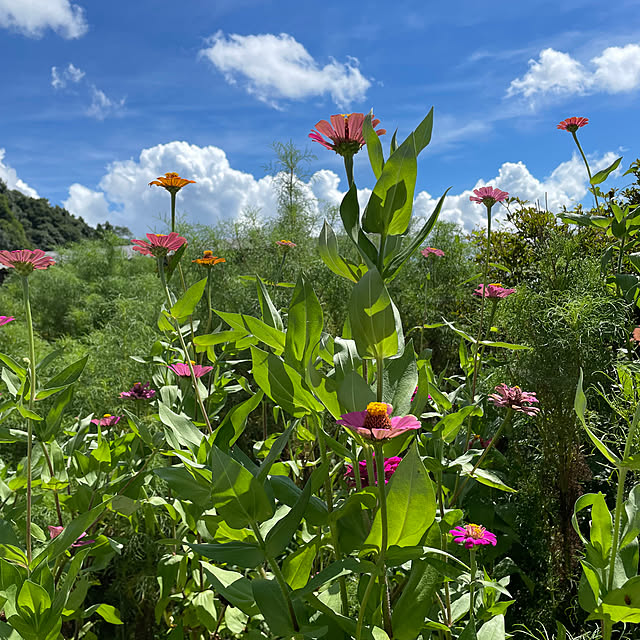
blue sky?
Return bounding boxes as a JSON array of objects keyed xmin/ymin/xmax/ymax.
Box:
[{"xmin": 1, "ymin": 0, "xmax": 639, "ymax": 235}]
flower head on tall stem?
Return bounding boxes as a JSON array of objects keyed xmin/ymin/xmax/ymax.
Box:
[
  {"xmin": 344, "ymin": 454, "xmax": 401, "ymax": 487},
  {"xmin": 192, "ymin": 250, "xmax": 225, "ymax": 267},
  {"xmin": 131, "ymin": 233, "xmax": 186, "ymax": 258},
  {"xmin": 0, "ymin": 249, "xmax": 55, "ymax": 276},
  {"xmin": 169, "ymin": 362, "xmax": 213, "ymax": 378},
  {"xmin": 149, "ymin": 172, "xmax": 196, "ymax": 194},
  {"xmin": 473, "ymin": 283, "xmax": 516, "ymax": 299},
  {"xmin": 120, "ymin": 382, "xmax": 155, "ymax": 400},
  {"xmin": 91, "ymin": 414, "xmax": 121, "ymax": 427},
  {"xmin": 557, "ymin": 117, "xmax": 589, "ymax": 132},
  {"xmin": 309, "ymin": 113, "xmax": 385, "ymax": 157},
  {"xmin": 449, "ymin": 523, "xmax": 497, "ymax": 549},
  {"xmin": 338, "ymin": 402, "xmax": 420, "ymax": 441},
  {"xmin": 421, "ymin": 247, "xmax": 445, "ymax": 258},
  {"xmin": 469, "ymin": 187, "xmax": 509, "ymax": 208},
  {"xmin": 276, "ymin": 240, "xmax": 297, "ymax": 249},
  {"xmin": 489, "ymin": 383, "xmax": 540, "ymax": 415},
  {"xmin": 0, "ymin": 316, "xmax": 15, "ymax": 326}
]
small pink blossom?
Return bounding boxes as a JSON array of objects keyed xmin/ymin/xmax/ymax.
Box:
[
  {"xmin": 91, "ymin": 414, "xmax": 121, "ymax": 427},
  {"xmin": 276, "ymin": 240, "xmax": 297, "ymax": 249},
  {"xmin": 309, "ymin": 113, "xmax": 386, "ymax": 157},
  {"xmin": 421, "ymin": 247, "xmax": 445, "ymax": 258},
  {"xmin": 48, "ymin": 525, "xmax": 95, "ymax": 548},
  {"xmin": 168, "ymin": 362, "xmax": 213, "ymax": 378},
  {"xmin": 120, "ymin": 382, "xmax": 155, "ymax": 400},
  {"xmin": 449, "ymin": 523, "xmax": 497, "ymax": 549},
  {"xmin": 473, "ymin": 283, "xmax": 516, "ymax": 299},
  {"xmin": 631, "ymin": 327, "xmax": 640, "ymax": 342},
  {"xmin": 337, "ymin": 402, "xmax": 421, "ymax": 441},
  {"xmin": 0, "ymin": 316, "xmax": 15, "ymax": 326},
  {"xmin": 131, "ymin": 232, "xmax": 186, "ymax": 257},
  {"xmin": 557, "ymin": 117, "xmax": 589, "ymax": 132},
  {"xmin": 344, "ymin": 454, "xmax": 402, "ymax": 488},
  {"xmin": 469, "ymin": 187, "xmax": 509, "ymax": 207},
  {"xmin": 489, "ymin": 384, "xmax": 540, "ymax": 416},
  {"xmin": 0, "ymin": 249, "xmax": 55, "ymax": 276}
]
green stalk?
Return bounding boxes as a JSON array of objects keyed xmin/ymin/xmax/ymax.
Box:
[
  {"xmin": 157, "ymin": 256, "xmax": 213, "ymax": 434},
  {"xmin": 436, "ymin": 436, "xmax": 453, "ymax": 627},
  {"xmin": 571, "ymin": 131, "xmax": 599, "ymax": 211},
  {"xmin": 469, "ymin": 548, "xmax": 477, "ymax": 619},
  {"xmin": 344, "ymin": 155, "xmax": 355, "ymax": 189},
  {"xmin": 170, "ymin": 191, "xmax": 177, "ymax": 233},
  {"xmin": 375, "ymin": 443, "xmax": 393, "ymax": 636},
  {"xmin": 21, "ymin": 275, "xmax": 35, "ymax": 566}
]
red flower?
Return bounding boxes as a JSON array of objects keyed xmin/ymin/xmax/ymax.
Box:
[
  {"xmin": 309, "ymin": 113, "xmax": 386, "ymax": 157},
  {"xmin": 469, "ymin": 187, "xmax": 509, "ymax": 207},
  {"xmin": 0, "ymin": 249, "xmax": 55, "ymax": 276},
  {"xmin": 489, "ymin": 384, "xmax": 540, "ymax": 416},
  {"xmin": 337, "ymin": 402, "xmax": 420, "ymax": 441},
  {"xmin": 473, "ymin": 283, "xmax": 516, "ymax": 299},
  {"xmin": 557, "ymin": 117, "xmax": 589, "ymax": 133},
  {"xmin": 131, "ymin": 233, "xmax": 186, "ymax": 257}
]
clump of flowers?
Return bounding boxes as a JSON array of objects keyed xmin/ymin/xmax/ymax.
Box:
[
  {"xmin": 48, "ymin": 525, "xmax": 95, "ymax": 548},
  {"xmin": 131, "ymin": 233, "xmax": 187, "ymax": 258},
  {"xmin": 473, "ymin": 283, "xmax": 516, "ymax": 299},
  {"xmin": 449, "ymin": 523, "xmax": 497, "ymax": 549},
  {"xmin": 309, "ymin": 113, "xmax": 385, "ymax": 158},
  {"xmin": 149, "ymin": 172, "xmax": 196, "ymax": 194},
  {"xmin": 557, "ymin": 117, "xmax": 589, "ymax": 132},
  {"xmin": 0, "ymin": 316, "xmax": 15, "ymax": 326},
  {"xmin": 91, "ymin": 414, "xmax": 121, "ymax": 427},
  {"xmin": 421, "ymin": 247, "xmax": 444, "ymax": 258},
  {"xmin": 193, "ymin": 250, "xmax": 225, "ymax": 267},
  {"xmin": 337, "ymin": 402, "xmax": 420, "ymax": 441},
  {"xmin": 169, "ymin": 362, "xmax": 213, "ymax": 378},
  {"xmin": 120, "ymin": 382, "xmax": 155, "ymax": 400},
  {"xmin": 344, "ymin": 454, "xmax": 402, "ymax": 488},
  {"xmin": 489, "ymin": 384, "xmax": 540, "ymax": 416},
  {"xmin": 469, "ymin": 187, "xmax": 509, "ymax": 208},
  {"xmin": 276, "ymin": 240, "xmax": 297, "ymax": 249},
  {"xmin": 0, "ymin": 249, "xmax": 55, "ymax": 276}
]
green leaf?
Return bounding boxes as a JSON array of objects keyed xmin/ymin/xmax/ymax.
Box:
[
  {"xmin": 209, "ymin": 444, "xmax": 274, "ymax": 528},
  {"xmin": 86, "ymin": 603, "xmax": 123, "ymax": 625},
  {"xmin": 214, "ymin": 391, "xmax": 264, "ymax": 450},
  {"xmin": 41, "ymin": 386, "xmax": 74, "ymax": 441},
  {"xmin": 435, "ymin": 405, "xmax": 483, "ymax": 444},
  {"xmin": 170, "ymin": 277, "xmax": 207, "ymax": 319},
  {"xmin": 166, "ymin": 243, "xmax": 187, "ymax": 282},
  {"xmin": 153, "ymin": 467, "xmax": 211, "ymax": 507},
  {"xmin": 192, "ymin": 542, "xmax": 265, "ymax": 569},
  {"xmin": 349, "ymin": 267, "xmax": 403, "ymax": 360},
  {"xmin": 159, "ymin": 403, "xmax": 204, "ymax": 453},
  {"xmin": 471, "ymin": 468, "xmax": 516, "ymax": 493},
  {"xmin": 269, "ymin": 476, "xmax": 328, "ymax": 527},
  {"xmin": 340, "ymin": 183, "xmax": 378, "ymax": 267},
  {"xmin": 572, "ymin": 492, "xmax": 612, "ymax": 557},
  {"xmin": 17, "ymin": 580, "xmax": 51, "ymax": 618},
  {"xmin": 382, "ymin": 339, "xmax": 418, "ymax": 417},
  {"xmin": 591, "ymin": 575, "xmax": 640, "ymax": 623},
  {"xmin": 0, "ymin": 352, "xmax": 26, "ymax": 378},
  {"xmin": 590, "ymin": 157, "xmax": 622, "ymax": 185},
  {"xmin": 251, "ymin": 579, "xmax": 294, "ymax": 637},
  {"xmin": 364, "ymin": 112, "xmax": 385, "ymax": 179},
  {"xmin": 282, "ymin": 538, "xmax": 318, "ymax": 589},
  {"xmin": 257, "ymin": 424, "xmax": 295, "ymax": 483},
  {"xmin": 265, "ymin": 478, "xmax": 312, "ymax": 557},
  {"xmin": 36, "ymin": 355, "xmax": 88, "ymax": 400},
  {"xmin": 241, "ymin": 315, "xmax": 285, "ymax": 352},
  {"xmin": 477, "ymin": 614, "xmax": 505, "ymax": 640},
  {"xmin": 412, "ymin": 108, "xmax": 434, "ymax": 156},
  {"xmin": 318, "ymin": 221, "xmax": 358, "ymax": 282},
  {"xmin": 194, "ymin": 329, "xmax": 248, "ymax": 349},
  {"xmin": 364, "ymin": 443, "xmax": 436, "ymax": 551},
  {"xmin": 558, "ymin": 213, "xmax": 611, "ymax": 229},
  {"xmin": 202, "ymin": 563, "xmax": 259, "ymax": 615},
  {"xmin": 256, "ymin": 275, "xmax": 284, "ymax": 331},
  {"xmin": 338, "ymin": 370, "xmax": 375, "ymax": 414}
]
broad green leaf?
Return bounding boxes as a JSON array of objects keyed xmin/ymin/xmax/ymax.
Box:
[
  {"xmin": 412, "ymin": 108, "xmax": 434, "ymax": 156},
  {"xmin": 251, "ymin": 579, "xmax": 294, "ymax": 636},
  {"xmin": 436, "ymin": 405, "xmax": 483, "ymax": 444},
  {"xmin": 558, "ymin": 213, "xmax": 610, "ymax": 229},
  {"xmin": 591, "ymin": 575, "xmax": 640, "ymax": 623},
  {"xmin": 471, "ymin": 468, "xmax": 516, "ymax": 493},
  {"xmin": 339, "ymin": 183, "xmax": 378, "ymax": 267},
  {"xmin": 37, "ymin": 355, "xmax": 88, "ymax": 399},
  {"xmin": 201, "ymin": 563, "xmax": 259, "ymax": 615},
  {"xmin": 0, "ymin": 353, "xmax": 26, "ymax": 378},
  {"xmin": 363, "ymin": 112, "xmax": 385, "ymax": 179},
  {"xmin": 41, "ymin": 386, "xmax": 74, "ymax": 441},
  {"xmin": 242, "ymin": 315, "xmax": 286, "ymax": 352},
  {"xmin": 214, "ymin": 390, "xmax": 264, "ymax": 450},
  {"xmin": 269, "ymin": 475, "xmax": 328, "ymax": 527},
  {"xmin": 337, "ymin": 370, "xmax": 375, "ymax": 414},
  {"xmin": 282, "ymin": 538, "xmax": 318, "ymax": 590},
  {"xmin": 170, "ymin": 277, "xmax": 207, "ymax": 319},
  {"xmin": 265, "ymin": 478, "xmax": 311, "ymax": 557},
  {"xmin": 159, "ymin": 403, "xmax": 204, "ymax": 452},
  {"xmin": 590, "ymin": 157, "xmax": 622, "ymax": 185},
  {"xmin": 382, "ymin": 339, "xmax": 418, "ymax": 417},
  {"xmin": 85, "ymin": 603, "xmax": 123, "ymax": 625},
  {"xmin": 256, "ymin": 275, "xmax": 284, "ymax": 331},
  {"xmin": 192, "ymin": 542, "xmax": 265, "ymax": 569},
  {"xmin": 256, "ymin": 424, "xmax": 295, "ymax": 483},
  {"xmin": 193, "ymin": 329, "xmax": 248, "ymax": 350},
  {"xmin": 571, "ymin": 492, "xmax": 612, "ymax": 558},
  {"xmin": 477, "ymin": 614, "xmax": 505, "ymax": 640},
  {"xmin": 153, "ymin": 467, "xmax": 211, "ymax": 507},
  {"xmin": 318, "ymin": 221, "xmax": 358, "ymax": 282}
]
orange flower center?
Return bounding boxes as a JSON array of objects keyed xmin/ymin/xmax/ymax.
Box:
[
  {"xmin": 489, "ymin": 283, "xmax": 503, "ymax": 288},
  {"xmin": 203, "ymin": 250, "xmax": 213, "ymax": 256}
]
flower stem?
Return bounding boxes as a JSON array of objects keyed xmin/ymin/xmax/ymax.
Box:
[
  {"xmin": 344, "ymin": 155, "xmax": 355, "ymax": 189},
  {"xmin": 157, "ymin": 257, "xmax": 213, "ymax": 434},
  {"xmin": 571, "ymin": 131, "xmax": 599, "ymax": 211},
  {"xmin": 375, "ymin": 442, "xmax": 393, "ymax": 637},
  {"xmin": 436, "ymin": 436, "xmax": 453, "ymax": 626},
  {"xmin": 170, "ymin": 192, "xmax": 177, "ymax": 233},
  {"xmin": 469, "ymin": 548, "xmax": 477, "ymax": 619}
]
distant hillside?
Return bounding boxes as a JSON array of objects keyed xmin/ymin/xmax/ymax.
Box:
[{"xmin": 0, "ymin": 179, "xmax": 96, "ymax": 250}]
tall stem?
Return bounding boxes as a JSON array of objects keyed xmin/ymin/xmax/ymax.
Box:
[
  {"xmin": 375, "ymin": 443, "xmax": 393, "ymax": 636},
  {"xmin": 170, "ymin": 192, "xmax": 177, "ymax": 233},
  {"xmin": 344, "ymin": 155, "xmax": 354, "ymax": 189},
  {"xmin": 571, "ymin": 131, "xmax": 599, "ymax": 211},
  {"xmin": 22, "ymin": 276, "xmax": 35, "ymax": 565},
  {"xmin": 469, "ymin": 549, "xmax": 477, "ymax": 619},
  {"xmin": 436, "ymin": 436, "xmax": 453, "ymax": 626}
]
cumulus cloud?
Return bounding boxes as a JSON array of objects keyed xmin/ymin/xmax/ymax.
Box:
[
  {"xmin": 87, "ymin": 86, "xmax": 126, "ymax": 120},
  {"xmin": 507, "ymin": 44, "xmax": 640, "ymax": 104},
  {"xmin": 0, "ymin": 0, "xmax": 87, "ymax": 39},
  {"xmin": 0, "ymin": 149, "xmax": 39, "ymax": 198},
  {"xmin": 51, "ymin": 63, "xmax": 85, "ymax": 89},
  {"xmin": 199, "ymin": 31, "xmax": 371, "ymax": 108},
  {"xmin": 62, "ymin": 141, "xmax": 618, "ymax": 236}
]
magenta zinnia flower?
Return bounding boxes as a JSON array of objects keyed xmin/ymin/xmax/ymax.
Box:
[
  {"xmin": 469, "ymin": 187, "xmax": 509, "ymax": 207},
  {"xmin": 473, "ymin": 283, "xmax": 516, "ymax": 299},
  {"xmin": 309, "ymin": 113, "xmax": 386, "ymax": 157},
  {"xmin": 344, "ymin": 454, "xmax": 402, "ymax": 488},
  {"xmin": 449, "ymin": 523, "xmax": 497, "ymax": 549},
  {"xmin": 337, "ymin": 402, "xmax": 420, "ymax": 441},
  {"xmin": 557, "ymin": 117, "xmax": 589, "ymax": 132},
  {"xmin": 421, "ymin": 247, "xmax": 445, "ymax": 258},
  {"xmin": 91, "ymin": 414, "xmax": 121, "ymax": 427},
  {"xmin": 168, "ymin": 362, "xmax": 213, "ymax": 378},
  {"xmin": 120, "ymin": 382, "xmax": 155, "ymax": 400},
  {"xmin": 488, "ymin": 384, "xmax": 540, "ymax": 416},
  {"xmin": 0, "ymin": 316, "xmax": 15, "ymax": 326},
  {"xmin": 0, "ymin": 249, "xmax": 55, "ymax": 276},
  {"xmin": 48, "ymin": 525, "xmax": 95, "ymax": 548},
  {"xmin": 131, "ymin": 232, "xmax": 187, "ymax": 257}
]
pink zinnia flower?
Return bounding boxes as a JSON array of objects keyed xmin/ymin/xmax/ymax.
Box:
[
  {"xmin": 168, "ymin": 362, "xmax": 213, "ymax": 378},
  {"xmin": 337, "ymin": 402, "xmax": 421, "ymax": 441},
  {"xmin": 48, "ymin": 525, "xmax": 95, "ymax": 548},
  {"xmin": 0, "ymin": 249, "xmax": 55, "ymax": 276},
  {"xmin": 91, "ymin": 414, "xmax": 121, "ymax": 427},
  {"xmin": 131, "ymin": 233, "xmax": 186, "ymax": 258},
  {"xmin": 631, "ymin": 327, "xmax": 640, "ymax": 342},
  {"xmin": 344, "ymin": 454, "xmax": 402, "ymax": 488},
  {"xmin": 119, "ymin": 382, "xmax": 155, "ymax": 400},
  {"xmin": 488, "ymin": 384, "xmax": 540, "ymax": 416},
  {"xmin": 473, "ymin": 283, "xmax": 516, "ymax": 299},
  {"xmin": 276, "ymin": 240, "xmax": 297, "ymax": 249},
  {"xmin": 0, "ymin": 316, "xmax": 15, "ymax": 326},
  {"xmin": 449, "ymin": 523, "xmax": 497, "ymax": 549},
  {"xmin": 309, "ymin": 113, "xmax": 386, "ymax": 157},
  {"xmin": 469, "ymin": 187, "xmax": 509, "ymax": 207},
  {"xmin": 421, "ymin": 247, "xmax": 445, "ymax": 258},
  {"xmin": 557, "ymin": 117, "xmax": 589, "ymax": 132}
]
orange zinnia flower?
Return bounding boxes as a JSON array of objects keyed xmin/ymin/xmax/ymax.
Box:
[
  {"xmin": 193, "ymin": 250, "xmax": 226, "ymax": 267},
  {"xmin": 149, "ymin": 172, "xmax": 196, "ymax": 194}
]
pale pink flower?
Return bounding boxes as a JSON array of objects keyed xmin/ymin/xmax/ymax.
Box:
[
  {"xmin": 469, "ymin": 187, "xmax": 509, "ymax": 207},
  {"xmin": 557, "ymin": 117, "xmax": 589, "ymax": 132},
  {"xmin": 0, "ymin": 249, "xmax": 55, "ymax": 276},
  {"xmin": 168, "ymin": 362, "xmax": 213, "ymax": 378},
  {"xmin": 473, "ymin": 283, "xmax": 516, "ymax": 299},
  {"xmin": 449, "ymin": 523, "xmax": 497, "ymax": 549},
  {"xmin": 631, "ymin": 327, "xmax": 640, "ymax": 342},
  {"xmin": 421, "ymin": 247, "xmax": 445, "ymax": 258},
  {"xmin": 0, "ymin": 316, "xmax": 15, "ymax": 326},
  {"xmin": 48, "ymin": 525, "xmax": 95, "ymax": 548},
  {"xmin": 344, "ymin": 455, "xmax": 402, "ymax": 488},
  {"xmin": 309, "ymin": 113, "xmax": 386, "ymax": 157},
  {"xmin": 337, "ymin": 402, "xmax": 420, "ymax": 441},
  {"xmin": 91, "ymin": 414, "xmax": 121, "ymax": 427},
  {"xmin": 131, "ymin": 233, "xmax": 186, "ymax": 257},
  {"xmin": 489, "ymin": 384, "xmax": 540, "ymax": 416}
]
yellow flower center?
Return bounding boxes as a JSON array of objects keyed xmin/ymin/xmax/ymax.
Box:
[
  {"xmin": 489, "ymin": 283, "xmax": 503, "ymax": 288},
  {"xmin": 466, "ymin": 524, "xmax": 485, "ymax": 539},
  {"xmin": 103, "ymin": 414, "xmax": 112, "ymax": 418},
  {"xmin": 363, "ymin": 402, "xmax": 392, "ymax": 431},
  {"xmin": 366, "ymin": 402, "xmax": 389, "ymax": 416},
  {"xmin": 189, "ymin": 361, "xmax": 196, "ymax": 365},
  {"xmin": 203, "ymin": 250, "xmax": 213, "ymax": 256}
]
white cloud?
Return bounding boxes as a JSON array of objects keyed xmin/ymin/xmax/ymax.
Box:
[
  {"xmin": 200, "ymin": 31, "xmax": 371, "ymax": 108},
  {"xmin": 87, "ymin": 86, "xmax": 126, "ymax": 120},
  {"xmin": 63, "ymin": 184, "xmax": 110, "ymax": 226},
  {"xmin": 0, "ymin": 0, "xmax": 87, "ymax": 39},
  {"xmin": 0, "ymin": 149, "xmax": 39, "ymax": 198},
  {"xmin": 507, "ymin": 44, "xmax": 640, "ymax": 104},
  {"xmin": 51, "ymin": 63, "xmax": 85, "ymax": 89}
]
